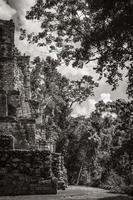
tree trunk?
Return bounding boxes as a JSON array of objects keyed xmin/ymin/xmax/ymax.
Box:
[{"xmin": 76, "ymin": 162, "xmax": 83, "ymax": 185}]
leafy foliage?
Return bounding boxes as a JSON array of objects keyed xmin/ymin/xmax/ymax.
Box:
[
  {"xmin": 65, "ymin": 116, "xmax": 100, "ymax": 184},
  {"xmin": 89, "ymin": 99, "xmax": 133, "ymax": 189},
  {"xmin": 21, "ymin": 0, "xmax": 133, "ymax": 96},
  {"xmin": 20, "ymin": 0, "xmax": 133, "ymax": 188},
  {"xmin": 63, "ymin": 99, "xmax": 133, "ymax": 188},
  {"xmin": 30, "ymin": 56, "xmax": 98, "ymax": 148}
]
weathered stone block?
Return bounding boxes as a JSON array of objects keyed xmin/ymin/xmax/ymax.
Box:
[
  {"xmin": 52, "ymin": 153, "xmax": 68, "ymax": 190},
  {"xmin": 0, "ymin": 149, "xmax": 57, "ymax": 195},
  {"xmin": 0, "ymin": 135, "xmax": 14, "ymax": 150}
]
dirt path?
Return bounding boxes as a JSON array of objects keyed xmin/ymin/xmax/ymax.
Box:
[{"xmin": 0, "ymin": 186, "xmax": 132, "ymax": 200}]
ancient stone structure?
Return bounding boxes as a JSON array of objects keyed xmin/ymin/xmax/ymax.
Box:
[
  {"xmin": 0, "ymin": 19, "xmax": 35, "ymax": 148},
  {"xmin": 0, "ymin": 19, "xmax": 67, "ymax": 195},
  {"xmin": 0, "ymin": 146, "xmax": 57, "ymax": 195}
]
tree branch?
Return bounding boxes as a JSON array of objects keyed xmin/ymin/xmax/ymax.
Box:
[{"xmin": 85, "ymin": 57, "xmax": 100, "ymax": 63}]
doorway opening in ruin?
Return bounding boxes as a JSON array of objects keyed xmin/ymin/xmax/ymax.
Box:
[
  {"xmin": 0, "ymin": 28, "xmax": 4, "ymax": 43},
  {"xmin": 8, "ymin": 104, "xmax": 16, "ymax": 117}
]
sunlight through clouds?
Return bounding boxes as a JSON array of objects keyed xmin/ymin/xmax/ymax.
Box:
[{"xmin": 100, "ymin": 93, "xmax": 112, "ymax": 103}]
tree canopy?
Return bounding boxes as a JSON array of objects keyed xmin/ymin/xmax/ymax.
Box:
[
  {"xmin": 61, "ymin": 99, "xmax": 133, "ymax": 187},
  {"xmin": 20, "ymin": 0, "xmax": 133, "ymax": 97},
  {"xmin": 30, "ymin": 56, "xmax": 98, "ymax": 150}
]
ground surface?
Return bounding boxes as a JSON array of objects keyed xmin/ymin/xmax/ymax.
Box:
[{"xmin": 0, "ymin": 186, "xmax": 133, "ymax": 200}]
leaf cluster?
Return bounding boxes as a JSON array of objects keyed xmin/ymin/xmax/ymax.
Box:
[{"xmin": 21, "ymin": 0, "xmax": 133, "ymax": 96}]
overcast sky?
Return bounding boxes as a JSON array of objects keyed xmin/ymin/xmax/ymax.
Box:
[{"xmin": 0, "ymin": 0, "xmax": 128, "ymax": 117}]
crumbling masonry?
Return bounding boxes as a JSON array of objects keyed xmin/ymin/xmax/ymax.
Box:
[{"xmin": 0, "ymin": 19, "xmax": 67, "ymax": 195}]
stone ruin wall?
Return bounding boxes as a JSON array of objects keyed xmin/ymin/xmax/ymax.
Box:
[
  {"xmin": 0, "ymin": 135, "xmax": 67, "ymax": 195},
  {"xmin": 0, "ymin": 135, "xmax": 57, "ymax": 195},
  {"xmin": 0, "ymin": 19, "xmax": 36, "ymax": 147},
  {"xmin": 0, "ymin": 18, "xmax": 59, "ymax": 152},
  {"xmin": 0, "ymin": 19, "xmax": 67, "ymax": 194}
]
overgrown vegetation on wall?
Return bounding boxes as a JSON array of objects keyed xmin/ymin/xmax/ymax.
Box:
[
  {"xmin": 29, "ymin": 55, "xmax": 133, "ymax": 192},
  {"xmin": 19, "ymin": 0, "xmax": 133, "ymax": 194},
  {"xmin": 30, "ymin": 56, "xmax": 98, "ymax": 147}
]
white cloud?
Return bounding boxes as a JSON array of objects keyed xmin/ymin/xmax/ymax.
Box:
[
  {"xmin": 100, "ymin": 93, "xmax": 117, "ymax": 119},
  {"xmin": 0, "ymin": 0, "xmax": 36, "ymax": 29},
  {"xmin": 100, "ymin": 93, "xmax": 112, "ymax": 103},
  {"xmin": 71, "ymin": 93, "xmax": 113, "ymax": 118},
  {"xmin": 15, "ymin": 29, "xmax": 50, "ymax": 58},
  {"xmin": 71, "ymin": 98, "xmax": 97, "ymax": 118},
  {"xmin": 102, "ymin": 112, "xmax": 117, "ymax": 119},
  {"xmin": 12, "ymin": 1, "xmax": 48, "ymax": 58},
  {"xmin": 8, "ymin": 0, "xmax": 35, "ymax": 28},
  {"xmin": 58, "ymin": 62, "xmax": 99, "ymax": 81},
  {"xmin": 0, "ymin": 0, "xmax": 16, "ymax": 20}
]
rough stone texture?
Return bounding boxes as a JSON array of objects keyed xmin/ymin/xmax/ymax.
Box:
[
  {"xmin": 0, "ymin": 19, "xmax": 66, "ymax": 195},
  {"xmin": 52, "ymin": 153, "xmax": 68, "ymax": 190},
  {"xmin": 17, "ymin": 56, "xmax": 31, "ymax": 100},
  {"xmin": 19, "ymin": 118, "xmax": 36, "ymax": 147},
  {"xmin": 0, "ymin": 19, "xmax": 35, "ymax": 147},
  {"xmin": 0, "ymin": 135, "xmax": 14, "ymax": 150},
  {"xmin": 0, "ymin": 118, "xmax": 35, "ymax": 149},
  {"xmin": 0, "ymin": 118, "xmax": 18, "ymax": 136},
  {"xmin": 0, "ymin": 150, "xmax": 57, "ymax": 195},
  {"xmin": 0, "ymin": 19, "xmax": 50, "ymax": 151},
  {"xmin": 0, "ymin": 91, "xmax": 7, "ymax": 117},
  {"xmin": 0, "ymin": 60, "xmax": 17, "ymax": 91},
  {"xmin": 0, "ymin": 20, "xmax": 14, "ymax": 59}
]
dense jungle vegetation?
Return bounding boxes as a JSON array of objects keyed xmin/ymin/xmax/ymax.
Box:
[{"xmin": 20, "ymin": 0, "xmax": 133, "ymax": 193}]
